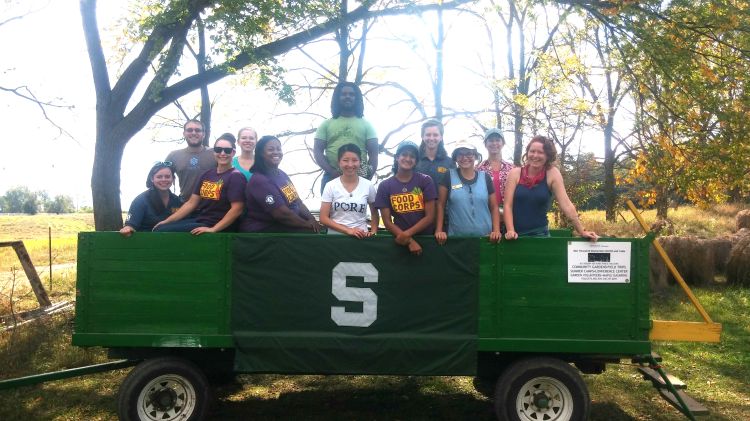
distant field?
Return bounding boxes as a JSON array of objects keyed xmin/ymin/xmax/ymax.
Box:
[
  {"xmin": 579, "ymin": 203, "xmax": 743, "ymax": 238},
  {"xmin": 0, "ymin": 213, "xmax": 96, "ymax": 271}
]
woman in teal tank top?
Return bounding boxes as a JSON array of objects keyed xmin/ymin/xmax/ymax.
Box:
[
  {"xmin": 435, "ymin": 141, "xmax": 501, "ymax": 245},
  {"xmin": 503, "ymin": 136, "xmax": 599, "ymax": 241},
  {"xmin": 232, "ymin": 127, "xmax": 257, "ymax": 181}
]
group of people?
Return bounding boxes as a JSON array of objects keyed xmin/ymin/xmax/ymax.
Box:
[{"xmin": 120, "ymin": 82, "xmax": 598, "ymax": 252}]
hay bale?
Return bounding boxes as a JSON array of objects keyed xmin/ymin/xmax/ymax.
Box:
[
  {"xmin": 649, "ymin": 236, "xmax": 716, "ymax": 288},
  {"xmin": 713, "ymin": 228, "xmax": 750, "ymax": 275},
  {"xmin": 709, "ymin": 238, "xmax": 733, "ymax": 274},
  {"xmin": 726, "ymin": 230, "xmax": 750, "ymax": 287},
  {"xmin": 736, "ymin": 209, "xmax": 750, "ymax": 231}
]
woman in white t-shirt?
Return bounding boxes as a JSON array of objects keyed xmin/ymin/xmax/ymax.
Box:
[{"xmin": 320, "ymin": 144, "xmax": 379, "ymax": 238}]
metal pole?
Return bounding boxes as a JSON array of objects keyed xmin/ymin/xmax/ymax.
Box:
[{"xmin": 48, "ymin": 225, "xmax": 52, "ymax": 292}]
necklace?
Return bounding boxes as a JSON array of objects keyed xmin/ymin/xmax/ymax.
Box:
[
  {"xmin": 341, "ymin": 176, "xmax": 358, "ymax": 197},
  {"xmin": 396, "ymin": 173, "xmax": 412, "ymax": 192}
]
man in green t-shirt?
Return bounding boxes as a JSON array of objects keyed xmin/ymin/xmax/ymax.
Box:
[{"xmin": 314, "ymin": 82, "xmax": 379, "ymax": 193}]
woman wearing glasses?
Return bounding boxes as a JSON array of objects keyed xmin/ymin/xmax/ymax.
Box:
[
  {"xmin": 119, "ymin": 161, "xmax": 182, "ymax": 236},
  {"xmin": 239, "ymin": 135, "xmax": 321, "ymax": 233},
  {"xmin": 434, "ymin": 141, "xmax": 501, "ymax": 245},
  {"xmin": 154, "ymin": 133, "xmax": 246, "ymax": 234}
]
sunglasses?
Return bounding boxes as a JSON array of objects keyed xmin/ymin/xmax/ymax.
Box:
[
  {"xmin": 185, "ymin": 128, "xmax": 203, "ymax": 133},
  {"xmin": 153, "ymin": 161, "xmax": 173, "ymax": 168},
  {"xmin": 213, "ymin": 146, "xmax": 235, "ymax": 154}
]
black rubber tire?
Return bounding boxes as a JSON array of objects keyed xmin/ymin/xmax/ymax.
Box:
[
  {"xmin": 494, "ymin": 357, "xmax": 590, "ymax": 421},
  {"xmin": 117, "ymin": 357, "xmax": 211, "ymax": 421}
]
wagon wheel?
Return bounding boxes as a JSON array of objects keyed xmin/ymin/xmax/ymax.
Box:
[
  {"xmin": 494, "ymin": 357, "xmax": 590, "ymax": 421},
  {"xmin": 117, "ymin": 357, "xmax": 211, "ymax": 421}
]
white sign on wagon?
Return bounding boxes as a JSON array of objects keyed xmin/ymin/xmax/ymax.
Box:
[{"xmin": 567, "ymin": 241, "xmax": 631, "ymax": 283}]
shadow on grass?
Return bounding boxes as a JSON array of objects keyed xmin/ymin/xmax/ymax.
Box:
[
  {"xmin": 590, "ymin": 401, "xmax": 635, "ymax": 420},
  {"xmin": 213, "ymin": 375, "xmax": 495, "ymax": 420}
]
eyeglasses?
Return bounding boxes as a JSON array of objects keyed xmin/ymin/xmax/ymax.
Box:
[
  {"xmin": 456, "ymin": 152, "xmax": 476, "ymax": 159},
  {"xmin": 213, "ymin": 146, "xmax": 235, "ymax": 154},
  {"xmin": 185, "ymin": 128, "xmax": 203, "ymax": 133},
  {"xmin": 153, "ymin": 161, "xmax": 173, "ymax": 168}
]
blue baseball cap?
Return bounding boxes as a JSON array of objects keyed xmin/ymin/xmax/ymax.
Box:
[{"xmin": 396, "ymin": 140, "xmax": 419, "ymax": 157}]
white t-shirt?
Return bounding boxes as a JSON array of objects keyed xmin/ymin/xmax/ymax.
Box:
[{"xmin": 321, "ymin": 176, "xmax": 376, "ymax": 232}]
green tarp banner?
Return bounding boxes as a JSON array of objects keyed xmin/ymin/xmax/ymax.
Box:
[{"xmin": 231, "ymin": 235, "xmax": 479, "ymax": 375}]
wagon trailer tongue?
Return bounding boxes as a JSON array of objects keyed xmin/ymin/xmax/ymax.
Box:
[
  {"xmin": 631, "ymin": 353, "xmax": 709, "ymax": 420},
  {"xmin": 627, "ymin": 200, "xmax": 720, "ymax": 420}
]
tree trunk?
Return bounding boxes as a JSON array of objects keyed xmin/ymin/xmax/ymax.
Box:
[
  {"xmin": 513, "ymin": 109, "xmax": 523, "ymax": 165},
  {"xmin": 91, "ymin": 129, "xmax": 125, "ymax": 231},
  {"xmin": 196, "ymin": 17, "xmax": 211, "ymax": 144},
  {"xmin": 603, "ymin": 119, "xmax": 616, "ymax": 222},
  {"xmin": 655, "ymin": 190, "xmax": 669, "ymax": 219},
  {"xmin": 433, "ymin": 4, "xmax": 444, "ymax": 121}
]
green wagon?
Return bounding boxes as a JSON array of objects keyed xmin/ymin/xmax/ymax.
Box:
[{"xmin": 3, "ymin": 231, "xmax": 717, "ymax": 420}]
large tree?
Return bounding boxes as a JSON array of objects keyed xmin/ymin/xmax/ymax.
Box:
[{"xmin": 80, "ymin": 0, "xmax": 470, "ymax": 230}]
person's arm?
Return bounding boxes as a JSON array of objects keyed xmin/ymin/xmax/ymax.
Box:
[
  {"xmin": 435, "ymin": 185, "xmax": 449, "ymax": 245},
  {"xmin": 153, "ymin": 193, "xmax": 200, "ymax": 230},
  {"xmin": 503, "ymin": 168, "xmax": 521, "ymax": 240},
  {"xmin": 270, "ymin": 205, "xmax": 321, "ymax": 232},
  {"xmin": 297, "ymin": 201, "xmax": 315, "ymax": 221},
  {"xmin": 120, "ymin": 195, "xmax": 147, "ymax": 236},
  {"xmin": 488, "ymin": 188, "xmax": 501, "ymax": 243},
  {"xmin": 366, "ymin": 138, "xmax": 379, "ymax": 179},
  {"xmin": 548, "ymin": 167, "xmax": 598, "ymax": 241},
  {"xmin": 379, "ymin": 207, "xmax": 403, "ymax": 237},
  {"xmin": 313, "ymin": 138, "xmax": 338, "ymax": 176},
  {"xmin": 398, "ymin": 200, "xmax": 435, "ymax": 240},
  {"xmin": 368, "ymin": 203, "xmax": 379, "ymax": 236}
]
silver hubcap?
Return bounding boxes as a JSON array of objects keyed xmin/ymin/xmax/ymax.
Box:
[
  {"xmin": 515, "ymin": 376, "xmax": 574, "ymax": 421},
  {"xmin": 137, "ymin": 374, "xmax": 197, "ymax": 421}
]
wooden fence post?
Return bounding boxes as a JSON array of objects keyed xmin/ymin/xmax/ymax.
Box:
[{"xmin": 0, "ymin": 241, "xmax": 52, "ymax": 308}]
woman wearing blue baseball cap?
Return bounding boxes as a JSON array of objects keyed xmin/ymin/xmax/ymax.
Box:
[{"xmin": 374, "ymin": 141, "xmax": 437, "ymax": 255}]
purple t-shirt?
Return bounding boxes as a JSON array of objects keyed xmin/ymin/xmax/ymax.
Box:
[
  {"xmin": 192, "ymin": 168, "xmax": 246, "ymax": 226},
  {"xmin": 374, "ymin": 172, "xmax": 437, "ymax": 234},
  {"xmin": 240, "ymin": 170, "xmax": 304, "ymax": 232}
]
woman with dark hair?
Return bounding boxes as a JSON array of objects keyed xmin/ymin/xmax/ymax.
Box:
[
  {"xmin": 119, "ymin": 161, "xmax": 181, "ymax": 236},
  {"xmin": 154, "ymin": 133, "xmax": 246, "ymax": 234},
  {"xmin": 320, "ymin": 144, "xmax": 378, "ymax": 238},
  {"xmin": 239, "ymin": 136, "xmax": 321, "ymax": 233},
  {"xmin": 434, "ymin": 141, "xmax": 501, "ymax": 245},
  {"xmin": 374, "ymin": 141, "xmax": 437, "ymax": 255},
  {"xmin": 416, "ymin": 119, "xmax": 454, "ymax": 184},
  {"xmin": 503, "ymin": 135, "xmax": 598, "ymax": 240}
]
